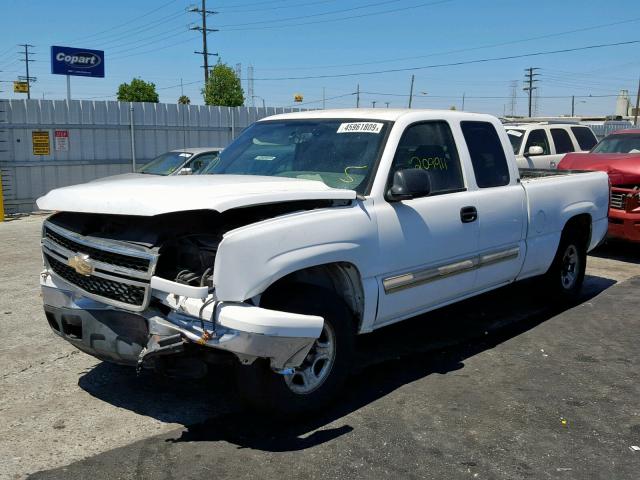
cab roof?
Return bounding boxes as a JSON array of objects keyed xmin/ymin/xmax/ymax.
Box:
[{"xmin": 261, "ymin": 108, "xmax": 496, "ymax": 123}]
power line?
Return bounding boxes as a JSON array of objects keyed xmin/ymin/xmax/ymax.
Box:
[
  {"xmin": 285, "ymin": 92, "xmax": 355, "ymax": 107},
  {"xmin": 222, "ymin": 0, "xmax": 453, "ymax": 31},
  {"xmin": 359, "ymin": 91, "xmax": 621, "ymax": 99},
  {"xmin": 254, "ymin": 16, "xmax": 640, "ymax": 71},
  {"xmin": 108, "ymin": 29, "xmax": 191, "ymax": 56},
  {"xmin": 109, "ymin": 36, "xmax": 195, "ymax": 62},
  {"xmin": 216, "ymin": 0, "xmax": 291, "ymax": 8},
  {"xmin": 66, "ymin": 0, "xmax": 181, "ymax": 44},
  {"xmin": 217, "ymin": 0, "xmax": 405, "ymax": 27},
  {"xmin": 217, "ymin": 0, "xmax": 338, "ymax": 13},
  {"xmin": 249, "ymin": 39, "xmax": 640, "ymax": 81},
  {"xmin": 88, "ymin": 11, "xmax": 188, "ymax": 48}
]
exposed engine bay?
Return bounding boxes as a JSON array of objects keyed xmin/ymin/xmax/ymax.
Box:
[{"xmin": 47, "ymin": 200, "xmax": 335, "ymax": 292}]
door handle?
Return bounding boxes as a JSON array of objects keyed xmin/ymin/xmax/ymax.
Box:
[{"xmin": 460, "ymin": 206, "xmax": 478, "ymax": 223}]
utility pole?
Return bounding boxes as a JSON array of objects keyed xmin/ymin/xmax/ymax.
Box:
[
  {"xmin": 508, "ymin": 81, "xmax": 517, "ymax": 116},
  {"xmin": 523, "ymin": 67, "xmax": 540, "ymax": 118},
  {"xmin": 18, "ymin": 44, "xmax": 35, "ymax": 100},
  {"xmin": 385, "ymin": 102, "xmax": 390, "ymax": 108},
  {"xmin": 634, "ymin": 75, "xmax": 640, "ymax": 126},
  {"xmin": 356, "ymin": 84, "xmax": 360, "ymax": 108},
  {"xmin": 461, "ymin": 92, "xmax": 466, "ymax": 111},
  {"xmin": 190, "ymin": 1, "xmax": 218, "ymax": 85},
  {"xmin": 322, "ymin": 87, "xmax": 326, "ymax": 109},
  {"xmin": 372, "ymin": 101, "xmax": 376, "ymax": 108},
  {"xmin": 408, "ymin": 74, "xmax": 415, "ymax": 108},
  {"xmin": 571, "ymin": 95, "xmax": 575, "ymax": 117}
]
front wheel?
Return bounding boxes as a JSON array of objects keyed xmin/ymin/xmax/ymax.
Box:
[{"xmin": 235, "ymin": 285, "xmax": 355, "ymax": 415}]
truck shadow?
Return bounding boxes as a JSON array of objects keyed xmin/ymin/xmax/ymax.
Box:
[
  {"xmin": 590, "ymin": 240, "xmax": 640, "ymax": 264},
  {"xmin": 78, "ymin": 274, "xmax": 616, "ymax": 452}
]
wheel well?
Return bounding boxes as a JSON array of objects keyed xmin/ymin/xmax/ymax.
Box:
[
  {"xmin": 259, "ymin": 262, "xmax": 365, "ymax": 331},
  {"xmin": 563, "ymin": 213, "xmax": 591, "ymax": 249}
]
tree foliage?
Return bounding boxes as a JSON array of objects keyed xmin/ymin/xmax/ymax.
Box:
[
  {"xmin": 178, "ymin": 95, "xmax": 191, "ymax": 105},
  {"xmin": 117, "ymin": 78, "xmax": 159, "ymax": 103},
  {"xmin": 202, "ymin": 61, "xmax": 245, "ymax": 106}
]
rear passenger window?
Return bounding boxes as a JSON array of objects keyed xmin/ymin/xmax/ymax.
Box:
[
  {"xmin": 550, "ymin": 129, "xmax": 574, "ymax": 154},
  {"xmin": 571, "ymin": 127, "xmax": 597, "ymax": 151},
  {"xmin": 390, "ymin": 121, "xmax": 465, "ymax": 195},
  {"xmin": 460, "ymin": 121, "xmax": 510, "ymax": 188},
  {"xmin": 524, "ymin": 129, "xmax": 551, "ymax": 155}
]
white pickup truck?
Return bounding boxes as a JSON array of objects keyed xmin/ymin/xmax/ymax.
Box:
[{"xmin": 37, "ymin": 109, "xmax": 609, "ymax": 413}]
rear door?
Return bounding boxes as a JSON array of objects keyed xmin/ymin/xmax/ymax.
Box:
[
  {"xmin": 549, "ymin": 128, "xmax": 575, "ymax": 168},
  {"xmin": 459, "ymin": 121, "xmax": 527, "ymax": 290},
  {"xmin": 571, "ymin": 126, "xmax": 598, "ymax": 152}
]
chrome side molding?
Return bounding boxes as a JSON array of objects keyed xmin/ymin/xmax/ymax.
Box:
[{"xmin": 383, "ymin": 246, "xmax": 520, "ymax": 294}]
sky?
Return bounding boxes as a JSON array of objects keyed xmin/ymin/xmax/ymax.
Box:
[{"xmin": 0, "ymin": 0, "xmax": 639, "ymax": 117}]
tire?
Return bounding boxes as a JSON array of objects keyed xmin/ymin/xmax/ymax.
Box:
[
  {"xmin": 543, "ymin": 226, "xmax": 587, "ymax": 303},
  {"xmin": 235, "ymin": 284, "xmax": 355, "ymax": 416}
]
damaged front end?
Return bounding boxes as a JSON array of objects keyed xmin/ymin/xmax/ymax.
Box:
[{"xmin": 40, "ymin": 208, "xmax": 324, "ymax": 374}]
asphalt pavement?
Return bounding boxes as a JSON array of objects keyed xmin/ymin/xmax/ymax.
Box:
[{"xmin": 1, "ymin": 216, "xmax": 639, "ymax": 480}]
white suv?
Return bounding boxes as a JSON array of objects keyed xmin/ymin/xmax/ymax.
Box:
[{"xmin": 504, "ymin": 122, "xmax": 598, "ymax": 169}]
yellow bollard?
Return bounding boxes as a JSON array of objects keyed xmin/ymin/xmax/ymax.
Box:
[{"xmin": 0, "ymin": 172, "xmax": 4, "ymax": 222}]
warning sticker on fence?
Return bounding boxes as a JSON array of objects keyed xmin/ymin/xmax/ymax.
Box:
[
  {"xmin": 32, "ymin": 131, "xmax": 50, "ymax": 156},
  {"xmin": 54, "ymin": 130, "xmax": 69, "ymax": 152},
  {"xmin": 337, "ymin": 122, "xmax": 383, "ymax": 134}
]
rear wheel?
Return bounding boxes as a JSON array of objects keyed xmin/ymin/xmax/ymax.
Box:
[
  {"xmin": 235, "ymin": 285, "xmax": 355, "ymax": 415},
  {"xmin": 544, "ymin": 227, "xmax": 587, "ymax": 302}
]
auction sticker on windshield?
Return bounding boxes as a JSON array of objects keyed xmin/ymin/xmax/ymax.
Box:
[{"xmin": 337, "ymin": 122, "xmax": 383, "ymax": 134}]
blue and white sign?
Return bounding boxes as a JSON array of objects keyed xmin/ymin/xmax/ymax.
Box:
[{"xmin": 51, "ymin": 46, "xmax": 104, "ymax": 78}]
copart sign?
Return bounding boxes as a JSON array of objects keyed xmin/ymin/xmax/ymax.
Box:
[{"xmin": 51, "ymin": 45, "xmax": 104, "ymax": 78}]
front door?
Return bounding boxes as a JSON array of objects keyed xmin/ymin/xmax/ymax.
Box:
[
  {"xmin": 522, "ymin": 128, "xmax": 561, "ymax": 169},
  {"xmin": 374, "ymin": 121, "xmax": 479, "ymax": 326}
]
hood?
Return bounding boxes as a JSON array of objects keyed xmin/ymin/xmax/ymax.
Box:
[
  {"xmin": 88, "ymin": 173, "xmax": 149, "ymax": 182},
  {"xmin": 37, "ymin": 174, "xmax": 357, "ymax": 216},
  {"xmin": 558, "ymin": 153, "xmax": 640, "ymax": 186}
]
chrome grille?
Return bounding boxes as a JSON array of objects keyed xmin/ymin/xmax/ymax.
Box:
[
  {"xmin": 45, "ymin": 254, "xmax": 146, "ymax": 307},
  {"xmin": 42, "ymin": 221, "xmax": 158, "ymax": 311},
  {"xmin": 44, "ymin": 227, "xmax": 150, "ymax": 272},
  {"xmin": 610, "ymin": 191, "xmax": 626, "ymax": 210}
]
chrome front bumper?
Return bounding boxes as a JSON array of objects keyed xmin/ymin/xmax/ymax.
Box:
[{"xmin": 41, "ymin": 272, "xmax": 323, "ymax": 370}]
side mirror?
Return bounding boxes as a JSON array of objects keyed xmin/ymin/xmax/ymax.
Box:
[
  {"xmin": 387, "ymin": 169, "xmax": 431, "ymax": 202},
  {"xmin": 177, "ymin": 167, "xmax": 193, "ymax": 176},
  {"xmin": 526, "ymin": 145, "xmax": 544, "ymax": 156}
]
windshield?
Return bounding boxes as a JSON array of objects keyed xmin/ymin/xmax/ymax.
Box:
[
  {"xmin": 591, "ymin": 134, "xmax": 640, "ymax": 154},
  {"xmin": 138, "ymin": 151, "xmax": 192, "ymax": 175},
  {"xmin": 203, "ymin": 119, "xmax": 391, "ymax": 193},
  {"xmin": 506, "ymin": 129, "xmax": 525, "ymax": 154}
]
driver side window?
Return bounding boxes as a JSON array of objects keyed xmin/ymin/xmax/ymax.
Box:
[{"xmin": 390, "ymin": 121, "xmax": 465, "ymax": 195}]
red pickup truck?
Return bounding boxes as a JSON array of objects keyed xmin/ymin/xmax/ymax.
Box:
[{"xmin": 558, "ymin": 129, "xmax": 640, "ymax": 242}]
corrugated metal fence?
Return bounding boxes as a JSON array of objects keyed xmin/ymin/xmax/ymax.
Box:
[
  {"xmin": 0, "ymin": 99, "xmax": 307, "ymax": 213},
  {"xmin": 585, "ymin": 121, "xmax": 634, "ymax": 140}
]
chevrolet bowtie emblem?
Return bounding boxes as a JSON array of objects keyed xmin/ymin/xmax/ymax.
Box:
[{"xmin": 68, "ymin": 254, "xmax": 94, "ymax": 276}]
